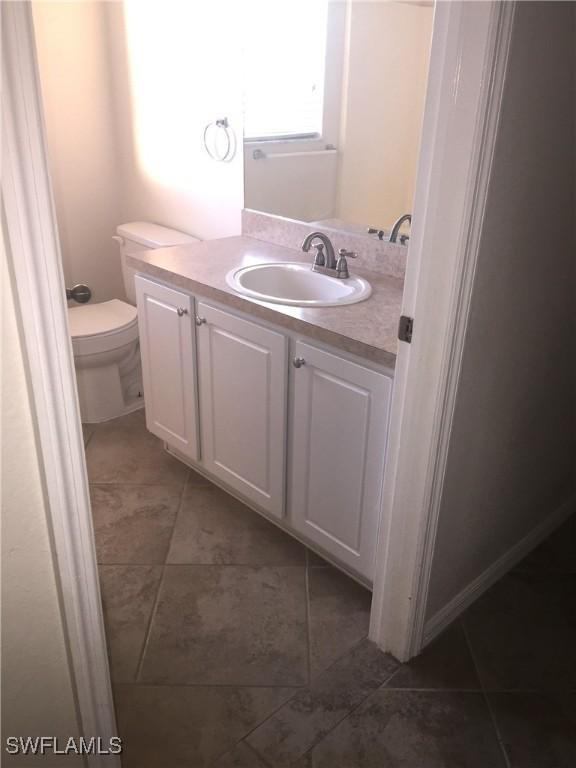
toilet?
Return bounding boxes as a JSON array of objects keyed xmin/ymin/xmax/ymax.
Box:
[{"xmin": 69, "ymin": 222, "xmax": 199, "ymax": 423}]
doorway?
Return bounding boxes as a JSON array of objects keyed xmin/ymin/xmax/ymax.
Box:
[{"xmin": 3, "ymin": 1, "xmax": 521, "ymax": 764}]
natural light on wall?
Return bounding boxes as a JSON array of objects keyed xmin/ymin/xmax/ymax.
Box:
[
  {"xmin": 242, "ymin": 0, "xmax": 329, "ymax": 140},
  {"xmin": 123, "ymin": 0, "xmax": 328, "ymax": 183},
  {"xmin": 123, "ymin": 0, "xmax": 242, "ymax": 186}
]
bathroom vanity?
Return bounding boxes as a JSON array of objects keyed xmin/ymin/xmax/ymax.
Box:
[{"xmin": 128, "ymin": 235, "xmax": 402, "ymax": 585}]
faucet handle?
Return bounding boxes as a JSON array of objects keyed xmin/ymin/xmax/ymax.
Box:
[
  {"xmin": 312, "ymin": 242, "xmax": 326, "ymax": 268},
  {"xmin": 336, "ymin": 249, "xmax": 357, "ymax": 279}
]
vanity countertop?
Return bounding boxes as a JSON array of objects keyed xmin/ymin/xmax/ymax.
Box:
[{"xmin": 127, "ymin": 235, "xmax": 403, "ymax": 367}]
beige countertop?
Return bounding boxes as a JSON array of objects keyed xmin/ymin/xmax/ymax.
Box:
[{"xmin": 127, "ymin": 236, "xmax": 403, "ymax": 368}]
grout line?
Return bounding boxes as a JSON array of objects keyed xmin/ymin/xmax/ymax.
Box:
[
  {"xmin": 236, "ymin": 638, "xmax": 379, "ymax": 749},
  {"xmin": 244, "ymin": 638, "xmax": 400, "ymax": 766},
  {"xmin": 380, "ymin": 687, "xmax": 487, "ymax": 693},
  {"xmin": 305, "ymin": 554, "xmax": 312, "ymax": 686},
  {"xmin": 374, "ymin": 663, "xmax": 404, "ymax": 690},
  {"xmin": 113, "ymin": 681, "xmax": 306, "ymax": 690},
  {"xmin": 132, "ymin": 562, "xmax": 166, "ymax": 683},
  {"xmin": 160, "ymin": 470, "xmax": 191, "ymax": 562},
  {"xmin": 308, "ymin": 634, "xmax": 380, "ymax": 684},
  {"xmin": 97, "ymin": 561, "xmax": 309, "ymax": 568},
  {"xmin": 242, "ymin": 740, "xmax": 275, "ymax": 768},
  {"xmin": 211, "ymin": 738, "xmax": 276, "ymax": 768},
  {"xmin": 226, "ymin": 689, "xmax": 303, "ymax": 761},
  {"xmin": 89, "ymin": 480, "xmax": 191, "ymax": 490},
  {"xmin": 133, "ymin": 472, "xmax": 190, "ymax": 682},
  {"xmin": 381, "ymin": 686, "xmax": 552, "ymax": 694},
  {"xmin": 86, "ymin": 480, "xmax": 203, "ymax": 487},
  {"xmin": 295, "ymin": 661, "xmax": 402, "ymax": 764},
  {"xmin": 461, "ymin": 619, "xmax": 511, "ymax": 768},
  {"xmin": 110, "ymin": 679, "xmax": 556, "ymax": 694}
]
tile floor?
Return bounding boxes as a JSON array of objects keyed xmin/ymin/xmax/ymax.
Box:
[{"xmin": 84, "ymin": 411, "xmax": 576, "ymax": 768}]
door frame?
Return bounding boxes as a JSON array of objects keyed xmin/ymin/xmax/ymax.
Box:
[
  {"xmin": 369, "ymin": 0, "xmax": 516, "ymax": 660},
  {"xmin": 2, "ymin": 8, "xmax": 517, "ymax": 754},
  {"xmin": 2, "ymin": 4, "xmax": 119, "ymax": 764}
]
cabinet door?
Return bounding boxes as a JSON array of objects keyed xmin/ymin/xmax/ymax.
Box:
[
  {"xmin": 135, "ymin": 275, "xmax": 199, "ymax": 461},
  {"xmin": 290, "ymin": 342, "xmax": 392, "ymax": 580},
  {"xmin": 196, "ymin": 302, "xmax": 287, "ymax": 518}
]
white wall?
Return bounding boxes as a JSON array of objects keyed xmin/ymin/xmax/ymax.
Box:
[
  {"xmin": 1, "ymin": 218, "xmax": 82, "ymax": 765},
  {"xmin": 33, "ymin": 1, "xmax": 124, "ymax": 303},
  {"xmin": 106, "ymin": 0, "xmax": 243, "ymax": 240},
  {"xmin": 425, "ymin": 1, "xmax": 575, "ymax": 622},
  {"xmin": 337, "ymin": 1, "xmax": 433, "ymax": 230}
]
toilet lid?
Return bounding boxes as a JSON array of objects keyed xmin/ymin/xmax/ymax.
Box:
[{"xmin": 68, "ymin": 300, "xmax": 138, "ymax": 338}]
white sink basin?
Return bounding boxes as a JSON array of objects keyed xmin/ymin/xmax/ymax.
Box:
[{"xmin": 226, "ymin": 262, "xmax": 372, "ymax": 307}]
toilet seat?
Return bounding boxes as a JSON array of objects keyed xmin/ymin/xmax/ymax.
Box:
[{"xmin": 69, "ymin": 299, "xmax": 139, "ymax": 357}]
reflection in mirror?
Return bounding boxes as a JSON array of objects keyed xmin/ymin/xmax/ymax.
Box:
[{"xmin": 243, "ymin": 0, "xmax": 433, "ymax": 245}]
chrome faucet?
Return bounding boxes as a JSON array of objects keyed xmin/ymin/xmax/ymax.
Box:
[
  {"xmin": 301, "ymin": 232, "xmax": 337, "ymax": 271},
  {"xmin": 388, "ymin": 214, "xmax": 412, "ymax": 244},
  {"xmin": 301, "ymin": 232, "xmax": 358, "ymax": 279}
]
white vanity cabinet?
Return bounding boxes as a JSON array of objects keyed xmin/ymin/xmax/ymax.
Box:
[
  {"xmin": 135, "ymin": 276, "xmax": 199, "ymax": 462},
  {"xmin": 196, "ymin": 302, "xmax": 287, "ymax": 519},
  {"xmin": 135, "ymin": 274, "xmax": 393, "ymax": 583},
  {"xmin": 289, "ymin": 342, "xmax": 392, "ymax": 580}
]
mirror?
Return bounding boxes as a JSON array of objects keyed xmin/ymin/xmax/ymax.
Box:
[{"xmin": 242, "ymin": 0, "xmax": 434, "ymax": 244}]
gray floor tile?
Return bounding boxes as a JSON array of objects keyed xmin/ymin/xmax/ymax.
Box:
[
  {"xmin": 291, "ymin": 753, "xmax": 313, "ymax": 768},
  {"xmin": 214, "ymin": 742, "xmax": 270, "ymax": 768},
  {"xmin": 99, "ymin": 564, "xmax": 162, "ymax": 683},
  {"xmin": 386, "ymin": 622, "xmax": 481, "ymax": 690},
  {"xmin": 140, "ymin": 565, "xmax": 308, "ymax": 686},
  {"xmin": 307, "ymin": 690, "xmax": 506, "ymax": 768},
  {"xmin": 85, "ymin": 410, "xmax": 190, "ymax": 486},
  {"xmin": 168, "ymin": 485, "xmax": 305, "ymax": 566},
  {"xmin": 91, "ymin": 484, "xmax": 181, "ymax": 564},
  {"xmin": 489, "ymin": 692, "xmax": 576, "ymax": 768},
  {"xmin": 463, "ymin": 572, "xmax": 576, "ymax": 691},
  {"xmin": 246, "ymin": 639, "xmax": 398, "ymax": 766},
  {"xmin": 114, "ymin": 685, "xmax": 293, "ymax": 768},
  {"xmin": 89, "ymin": 412, "xmax": 576, "ymax": 766},
  {"xmin": 516, "ymin": 514, "xmax": 576, "ymax": 573},
  {"xmin": 308, "ymin": 566, "xmax": 371, "ymax": 678}
]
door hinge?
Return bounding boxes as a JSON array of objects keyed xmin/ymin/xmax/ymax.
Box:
[{"xmin": 398, "ymin": 315, "xmax": 414, "ymax": 343}]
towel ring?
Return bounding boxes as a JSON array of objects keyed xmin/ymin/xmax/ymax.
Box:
[{"xmin": 203, "ymin": 117, "xmax": 236, "ymax": 162}]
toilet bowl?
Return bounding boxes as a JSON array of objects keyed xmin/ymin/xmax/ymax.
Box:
[
  {"xmin": 69, "ymin": 300, "xmax": 142, "ymax": 423},
  {"xmin": 69, "ymin": 222, "xmax": 200, "ymax": 423}
]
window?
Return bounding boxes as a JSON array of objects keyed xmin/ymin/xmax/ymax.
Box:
[{"xmin": 243, "ymin": 0, "xmax": 329, "ymax": 141}]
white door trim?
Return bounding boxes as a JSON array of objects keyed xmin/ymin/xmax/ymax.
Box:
[
  {"xmin": 2, "ymin": 4, "xmax": 119, "ymax": 763},
  {"xmin": 370, "ymin": 1, "xmax": 517, "ymax": 661}
]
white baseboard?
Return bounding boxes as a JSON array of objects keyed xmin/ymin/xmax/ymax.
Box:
[{"xmin": 423, "ymin": 494, "xmax": 576, "ymax": 646}]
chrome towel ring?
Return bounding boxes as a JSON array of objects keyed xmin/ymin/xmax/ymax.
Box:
[{"xmin": 203, "ymin": 117, "xmax": 236, "ymax": 162}]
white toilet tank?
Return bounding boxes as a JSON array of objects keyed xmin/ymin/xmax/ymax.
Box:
[{"xmin": 115, "ymin": 222, "xmax": 200, "ymax": 304}]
